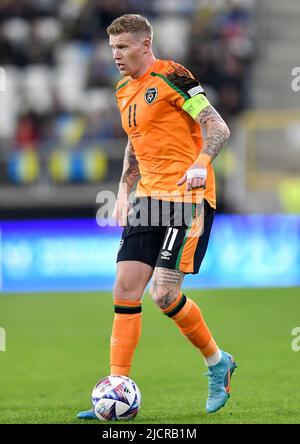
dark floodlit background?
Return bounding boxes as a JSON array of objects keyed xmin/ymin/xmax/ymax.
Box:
[
  {"xmin": 0, "ymin": 0, "xmax": 299, "ymax": 291},
  {"xmin": 0, "ymin": 0, "xmax": 300, "ymax": 427}
]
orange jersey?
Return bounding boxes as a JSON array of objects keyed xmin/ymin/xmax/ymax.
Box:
[{"xmin": 115, "ymin": 59, "xmax": 216, "ymax": 207}]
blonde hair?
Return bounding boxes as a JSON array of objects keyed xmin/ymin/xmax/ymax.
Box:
[{"xmin": 107, "ymin": 14, "xmax": 153, "ymax": 41}]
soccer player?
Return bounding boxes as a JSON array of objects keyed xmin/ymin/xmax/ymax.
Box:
[{"xmin": 78, "ymin": 14, "xmax": 236, "ymax": 418}]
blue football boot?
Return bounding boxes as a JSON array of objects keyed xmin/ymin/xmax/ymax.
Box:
[
  {"xmin": 76, "ymin": 408, "xmax": 97, "ymax": 419},
  {"xmin": 205, "ymin": 350, "xmax": 237, "ymax": 413}
]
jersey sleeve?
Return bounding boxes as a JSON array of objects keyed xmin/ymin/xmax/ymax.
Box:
[
  {"xmin": 162, "ymin": 63, "xmax": 211, "ymax": 119},
  {"xmin": 115, "ymin": 77, "xmax": 130, "ymax": 109}
]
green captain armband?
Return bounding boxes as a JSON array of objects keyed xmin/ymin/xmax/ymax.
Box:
[{"xmin": 182, "ymin": 94, "xmax": 210, "ymax": 119}]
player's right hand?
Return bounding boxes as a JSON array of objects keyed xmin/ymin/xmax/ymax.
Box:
[
  {"xmin": 113, "ymin": 185, "xmax": 129, "ymax": 226},
  {"xmin": 113, "ymin": 201, "xmax": 128, "ymax": 226}
]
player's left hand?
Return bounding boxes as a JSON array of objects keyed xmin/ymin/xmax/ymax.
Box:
[{"xmin": 177, "ymin": 162, "xmax": 207, "ymax": 191}]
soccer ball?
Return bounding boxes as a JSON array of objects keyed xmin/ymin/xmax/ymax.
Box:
[{"xmin": 92, "ymin": 375, "xmax": 141, "ymax": 421}]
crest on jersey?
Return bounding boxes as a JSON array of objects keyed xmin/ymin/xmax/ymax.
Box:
[{"xmin": 144, "ymin": 88, "xmax": 158, "ymax": 104}]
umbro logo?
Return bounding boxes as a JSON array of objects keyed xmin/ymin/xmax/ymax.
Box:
[{"xmin": 161, "ymin": 250, "xmax": 172, "ymax": 259}]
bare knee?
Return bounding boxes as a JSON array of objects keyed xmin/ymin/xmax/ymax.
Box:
[
  {"xmin": 113, "ymin": 262, "xmax": 153, "ymax": 302},
  {"xmin": 113, "ymin": 275, "xmax": 142, "ymax": 302},
  {"xmin": 150, "ymin": 277, "xmax": 179, "ymax": 309},
  {"xmin": 150, "ymin": 284, "xmax": 178, "ymax": 310},
  {"xmin": 150, "ymin": 267, "xmax": 184, "ymax": 310}
]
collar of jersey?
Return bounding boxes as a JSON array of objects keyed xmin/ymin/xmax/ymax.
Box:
[{"xmin": 130, "ymin": 59, "xmax": 161, "ymax": 83}]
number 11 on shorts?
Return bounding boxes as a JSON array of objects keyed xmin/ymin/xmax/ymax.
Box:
[{"xmin": 162, "ymin": 228, "xmax": 179, "ymax": 251}]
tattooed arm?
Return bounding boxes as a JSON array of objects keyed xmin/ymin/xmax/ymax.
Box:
[
  {"xmin": 195, "ymin": 105, "xmax": 230, "ymax": 161},
  {"xmin": 120, "ymin": 138, "xmax": 140, "ymax": 193},
  {"xmin": 177, "ymin": 103, "xmax": 230, "ymax": 191},
  {"xmin": 113, "ymin": 138, "xmax": 140, "ymax": 226}
]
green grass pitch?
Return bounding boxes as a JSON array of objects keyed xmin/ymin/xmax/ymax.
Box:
[{"xmin": 0, "ymin": 287, "xmax": 300, "ymax": 424}]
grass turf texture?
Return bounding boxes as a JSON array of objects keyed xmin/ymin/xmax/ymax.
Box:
[{"xmin": 0, "ymin": 287, "xmax": 299, "ymax": 424}]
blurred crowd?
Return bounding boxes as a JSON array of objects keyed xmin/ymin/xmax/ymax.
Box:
[{"xmin": 0, "ymin": 0, "xmax": 256, "ymax": 150}]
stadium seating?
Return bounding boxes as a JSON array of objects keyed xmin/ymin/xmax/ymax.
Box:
[{"xmin": 0, "ymin": 0, "xmax": 257, "ymax": 211}]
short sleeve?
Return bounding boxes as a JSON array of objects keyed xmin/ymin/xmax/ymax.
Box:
[{"xmin": 160, "ymin": 62, "xmax": 210, "ymax": 119}]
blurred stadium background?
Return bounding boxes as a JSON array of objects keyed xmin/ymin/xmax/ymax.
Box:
[
  {"xmin": 0, "ymin": 0, "xmax": 299, "ymax": 292},
  {"xmin": 0, "ymin": 0, "xmax": 300, "ymax": 425}
]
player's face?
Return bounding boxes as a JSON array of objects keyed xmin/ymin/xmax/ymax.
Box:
[{"xmin": 109, "ymin": 32, "xmax": 150, "ymax": 79}]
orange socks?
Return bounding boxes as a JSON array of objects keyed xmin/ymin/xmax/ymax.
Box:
[
  {"xmin": 162, "ymin": 293, "xmax": 218, "ymax": 358},
  {"xmin": 110, "ymin": 299, "xmax": 142, "ymax": 376},
  {"xmin": 110, "ymin": 294, "xmax": 217, "ymax": 375}
]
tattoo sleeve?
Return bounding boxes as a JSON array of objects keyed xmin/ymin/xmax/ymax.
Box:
[
  {"xmin": 151, "ymin": 267, "xmax": 184, "ymax": 309},
  {"xmin": 120, "ymin": 139, "xmax": 140, "ymax": 193},
  {"xmin": 195, "ymin": 104, "xmax": 230, "ymax": 161}
]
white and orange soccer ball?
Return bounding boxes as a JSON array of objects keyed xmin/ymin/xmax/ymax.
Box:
[{"xmin": 92, "ymin": 375, "xmax": 141, "ymax": 421}]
